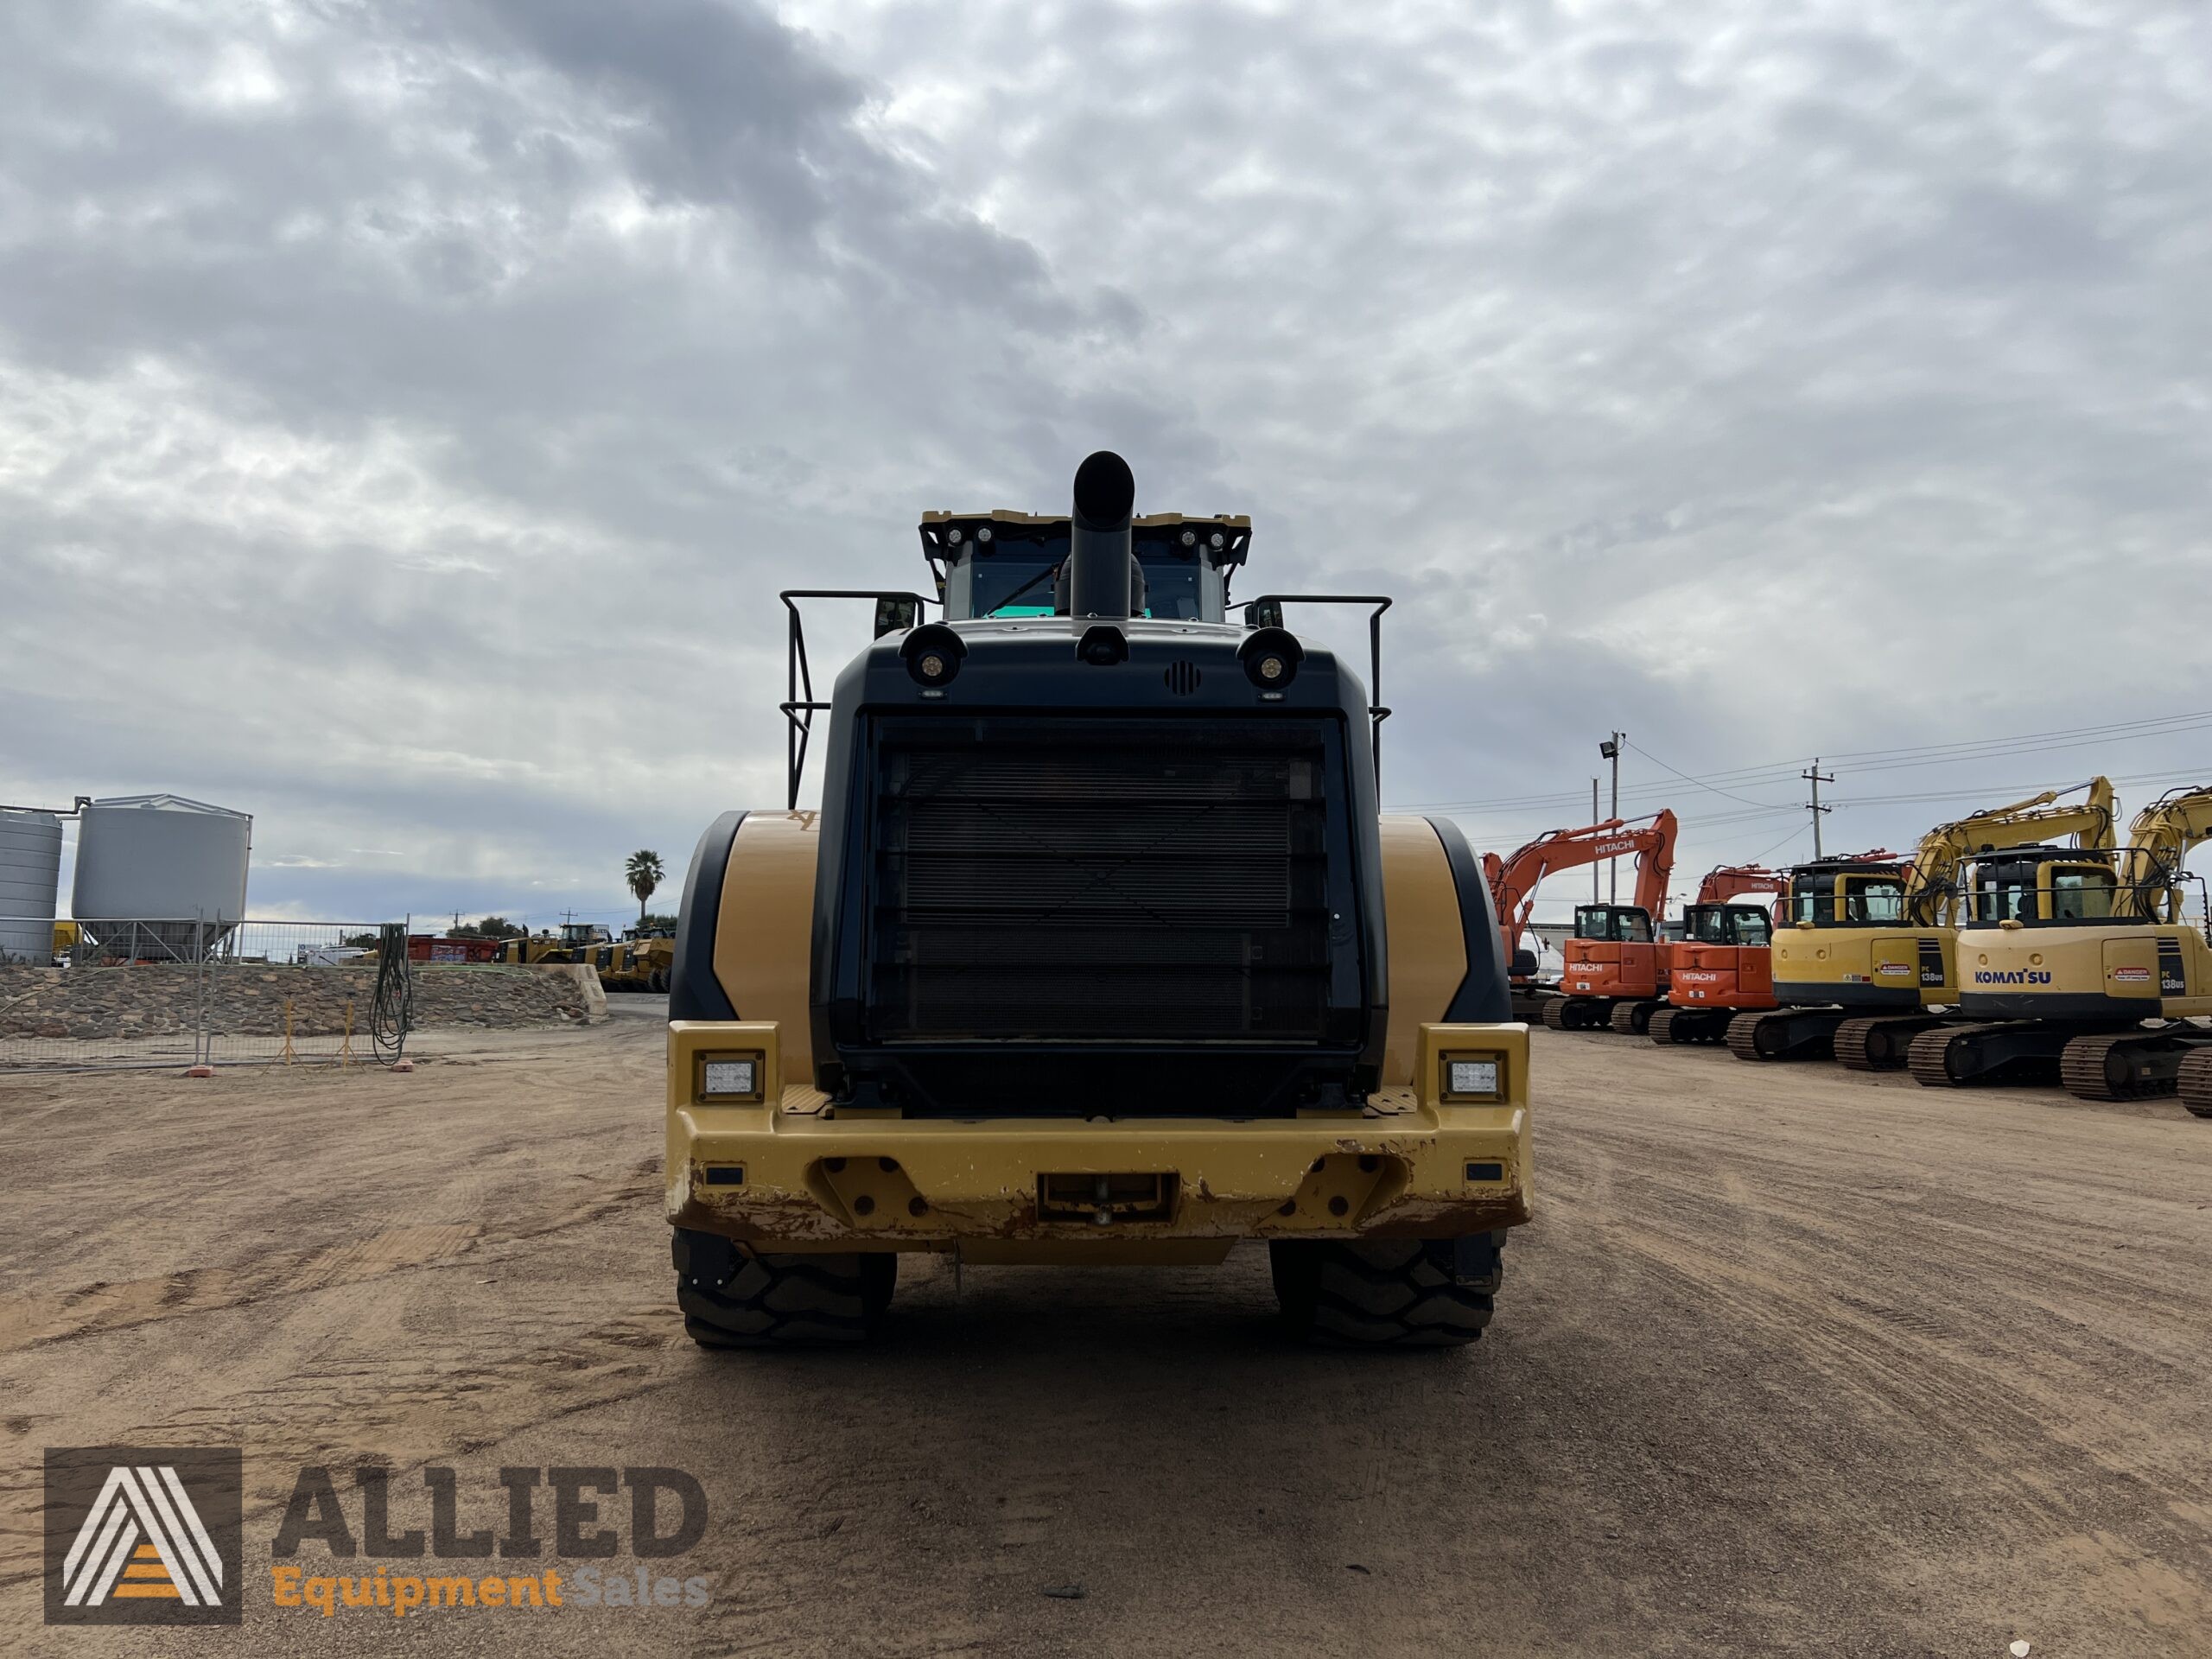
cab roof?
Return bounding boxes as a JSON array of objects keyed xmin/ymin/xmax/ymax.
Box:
[{"xmin": 919, "ymin": 510, "xmax": 1251, "ymax": 567}]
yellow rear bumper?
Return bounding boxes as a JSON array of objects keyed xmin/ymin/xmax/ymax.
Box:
[{"xmin": 666, "ymin": 1021, "xmax": 1532, "ymax": 1254}]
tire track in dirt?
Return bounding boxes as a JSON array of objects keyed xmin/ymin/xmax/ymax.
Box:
[{"xmin": 0, "ymin": 1157, "xmax": 661, "ymax": 1352}]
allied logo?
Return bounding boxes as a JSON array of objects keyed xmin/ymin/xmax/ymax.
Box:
[{"xmin": 44, "ymin": 1448, "xmax": 243, "ymax": 1625}]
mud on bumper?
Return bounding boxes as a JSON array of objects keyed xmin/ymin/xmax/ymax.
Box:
[{"xmin": 666, "ymin": 1021, "xmax": 1532, "ymax": 1253}]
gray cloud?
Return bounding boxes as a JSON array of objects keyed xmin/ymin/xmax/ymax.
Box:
[{"xmin": 3, "ymin": 0, "xmax": 2209, "ymax": 925}]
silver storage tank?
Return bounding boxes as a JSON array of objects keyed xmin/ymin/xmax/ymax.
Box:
[
  {"xmin": 0, "ymin": 809, "xmax": 64, "ymax": 964},
  {"xmin": 71, "ymin": 794, "xmax": 252, "ymax": 960}
]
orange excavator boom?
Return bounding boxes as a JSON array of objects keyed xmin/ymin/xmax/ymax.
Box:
[
  {"xmin": 1694, "ymin": 864, "xmax": 1789, "ymax": 908},
  {"xmin": 1482, "ymin": 810, "xmax": 1680, "ymax": 975}
]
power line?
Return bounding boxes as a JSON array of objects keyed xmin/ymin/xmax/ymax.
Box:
[
  {"xmin": 1744, "ymin": 822, "xmax": 1813, "ymax": 865},
  {"xmin": 1625, "ymin": 740, "xmax": 1790, "ymax": 810},
  {"xmin": 1389, "ymin": 708, "xmax": 2212, "ymax": 815}
]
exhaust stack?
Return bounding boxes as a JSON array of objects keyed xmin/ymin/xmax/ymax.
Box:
[{"xmin": 1066, "ymin": 450, "xmax": 1136, "ymax": 621}]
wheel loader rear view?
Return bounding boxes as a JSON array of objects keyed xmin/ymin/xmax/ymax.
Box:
[{"xmin": 664, "ymin": 453, "xmax": 1533, "ymax": 1346}]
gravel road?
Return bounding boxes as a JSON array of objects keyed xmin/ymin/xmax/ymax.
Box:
[{"xmin": 3, "ymin": 1020, "xmax": 2208, "ymax": 1656}]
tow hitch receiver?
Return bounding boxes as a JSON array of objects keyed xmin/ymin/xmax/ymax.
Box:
[{"xmin": 1039, "ymin": 1172, "xmax": 1178, "ymax": 1224}]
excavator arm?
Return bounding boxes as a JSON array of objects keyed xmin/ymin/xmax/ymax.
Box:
[
  {"xmin": 2118, "ymin": 785, "xmax": 2212, "ymax": 920},
  {"xmin": 1903, "ymin": 778, "xmax": 2118, "ymax": 925},
  {"xmin": 1695, "ymin": 865, "xmax": 1789, "ymax": 906},
  {"xmin": 1484, "ymin": 810, "xmax": 1680, "ymax": 970}
]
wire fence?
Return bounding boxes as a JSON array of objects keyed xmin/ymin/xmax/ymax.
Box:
[{"xmin": 0, "ymin": 917, "xmax": 410, "ymax": 1071}]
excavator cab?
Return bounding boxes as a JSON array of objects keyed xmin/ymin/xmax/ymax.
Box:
[
  {"xmin": 1550, "ymin": 902, "xmax": 1671, "ymax": 1033},
  {"xmin": 1686, "ymin": 904, "xmax": 1773, "ymax": 948},
  {"xmin": 1786, "ymin": 862, "xmax": 1908, "ymax": 925},
  {"xmin": 1572, "ymin": 905, "xmax": 1655, "ymax": 944},
  {"xmin": 1969, "ymin": 848, "xmax": 2123, "ymax": 924}
]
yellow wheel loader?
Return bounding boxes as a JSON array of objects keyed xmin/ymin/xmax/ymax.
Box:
[
  {"xmin": 1727, "ymin": 780, "xmax": 2116, "ymax": 1067},
  {"xmin": 1912, "ymin": 785, "xmax": 2212, "ymax": 1107},
  {"xmin": 498, "ymin": 922, "xmax": 613, "ymax": 966},
  {"xmin": 664, "ymin": 453, "xmax": 1532, "ymax": 1346}
]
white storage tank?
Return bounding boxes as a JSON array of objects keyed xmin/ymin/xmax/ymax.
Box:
[
  {"xmin": 0, "ymin": 809, "xmax": 64, "ymax": 964},
  {"xmin": 72, "ymin": 794, "xmax": 252, "ymax": 959}
]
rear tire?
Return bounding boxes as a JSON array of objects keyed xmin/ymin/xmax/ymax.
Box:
[
  {"xmin": 1268, "ymin": 1235, "xmax": 1504, "ymax": 1348},
  {"xmin": 673, "ymin": 1230, "xmax": 896, "ymax": 1348}
]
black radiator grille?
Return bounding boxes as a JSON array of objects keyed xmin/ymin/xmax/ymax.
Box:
[{"xmin": 865, "ymin": 715, "xmax": 1338, "ymax": 1041}]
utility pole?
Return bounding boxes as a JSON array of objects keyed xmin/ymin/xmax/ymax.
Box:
[
  {"xmin": 1802, "ymin": 760, "xmax": 1834, "ymax": 859},
  {"xmin": 1599, "ymin": 733, "xmax": 1624, "ymax": 902},
  {"xmin": 1592, "ymin": 779, "xmax": 1601, "ymax": 903}
]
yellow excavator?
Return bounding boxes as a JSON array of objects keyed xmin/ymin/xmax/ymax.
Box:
[
  {"xmin": 1910, "ymin": 784, "xmax": 2212, "ymax": 1109},
  {"xmin": 1727, "ymin": 779, "xmax": 2117, "ymax": 1067}
]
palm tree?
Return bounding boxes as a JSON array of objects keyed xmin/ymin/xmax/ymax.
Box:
[{"xmin": 625, "ymin": 850, "xmax": 664, "ymax": 925}]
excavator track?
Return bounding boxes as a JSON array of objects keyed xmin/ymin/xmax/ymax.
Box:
[
  {"xmin": 1726, "ymin": 1011, "xmax": 1783, "ymax": 1062},
  {"xmin": 1907, "ymin": 1020, "xmax": 2075, "ymax": 1089},
  {"xmin": 1835, "ymin": 1014, "xmax": 1948, "ymax": 1072},
  {"xmin": 2177, "ymin": 1048, "xmax": 2212, "ymax": 1119},
  {"xmin": 2061, "ymin": 1032, "xmax": 2157, "ymax": 1101},
  {"xmin": 1726, "ymin": 1007, "xmax": 1839, "ymax": 1063},
  {"xmin": 1510, "ymin": 989, "xmax": 1555, "ymax": 1024},
  {"xmin": 1907, "ymin": 1023, "xmax": 2005, "ymax": 1089},
  {"xmin": 1540, "ymin": 998, "xmax": 1570, "ymax": 1032},
  {"xmin": 1651, "ymin": 1006, "xmax": 1732, "ymax": 1045},
  {"xmin": 2052, "ymin": 1026, "xmax": 2212, "ymax": 1106},
  {"xmin": 1607, "ymin": 1000, "xmax": 1659, "ymax": 1036}
]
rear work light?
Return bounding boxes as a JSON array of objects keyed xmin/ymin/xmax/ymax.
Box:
[
  {"xmin": 698, "ymin": 1053, "xmax": 765, "ymax": 1103},
  {"xmin": 1442, "ymin": 1054, "xmax": 1505, "ymax": 1103}
]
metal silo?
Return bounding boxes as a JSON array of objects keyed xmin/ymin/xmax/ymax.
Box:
[
  {"xmin": 71, "ymin": 794, "xmax": 252, "ymax": 960},
  {"xmin": 0, "ymin": 809, "xmax": 63, "ymax": 964}
]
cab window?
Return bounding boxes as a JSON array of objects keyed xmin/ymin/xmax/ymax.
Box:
[
  {"xmin": 1789, "ymin": 877, "xmax": 1834, "ymax": 925},
  {"xmin": 1843, "ymin": 877, "xmax": 1904, "ymax": 923},
  {"xmin": 1974, "ymin": 875, "xmax": 2033, "ymax": 922},
  {"xmin": 1732, "ymin": 910, "xmax": 1771, "ymax": 947},
  {"xmin": 2048, "ymin": 867, "xmax": 2117, "ymax": 921}
]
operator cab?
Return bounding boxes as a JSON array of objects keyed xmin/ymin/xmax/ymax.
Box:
[
  {"xmin": 1573, "ymin": 904, "xmax": 1654, "ymax": 944},
  {"xmin": 1683, "ymin": 904, "xmax": 1772, "ymax": 948},
  {"xmin": 921, "ymin": 512, "xmax": 1250, "ymax": 623},
  {"xmin": 1787, "ymin": 860, "xmax": 1907, "ymax": 925},
  {"xmin": 1969, "ymin": 846, "xmax": 2124, "ymax": 925}
]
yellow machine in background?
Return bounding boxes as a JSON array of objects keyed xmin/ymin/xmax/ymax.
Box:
[
  {"xmin": 496, "ymin": 922, "xmax": 670, "ymax": 992},
  {"xmin": 1914, "ymin": 785, "xmax": 2212, "ymax": 1109},
  {"xmin": 1729, "ymin": 780, "xmax": 2116, "ymax": 1066},
  {"xmin": 498, "ymin": 921, "xmax": 610, "ymax": 966},
  {"xmin": 617, "ymin": 928, "xmax": 675, "ymax": 994}
]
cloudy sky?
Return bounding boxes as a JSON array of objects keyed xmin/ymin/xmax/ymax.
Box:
[{"xmin": 4, "ymin": 0, "xmax": 2209, "ymax": 928}]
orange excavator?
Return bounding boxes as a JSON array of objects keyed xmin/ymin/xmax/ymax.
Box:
[
  {"xmin": 1647, "ymin": 864, "xmax": 1790, "ymax": 1046},
  {"xmin": 1483, "ymin": 811, "xmax": 1680, "ymax": 1028}
]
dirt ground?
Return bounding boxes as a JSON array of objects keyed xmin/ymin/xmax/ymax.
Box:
[{"xmin": 3, "ymin": 1008, "xmax": 2210, "ymax": 1657}]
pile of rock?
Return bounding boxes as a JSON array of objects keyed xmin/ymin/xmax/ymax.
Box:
[{"xmin": 0, "ymin": 962, "xmax": 598, "ymax": 1040}]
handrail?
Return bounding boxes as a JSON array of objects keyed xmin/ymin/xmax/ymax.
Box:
[
  {"xmin": 1242, "ymin": 594, "xmax": 1392, "ymax": 788},
  {"xmin": 779, "ymin": 590, "xmax": 935, "ymax": 809}
]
